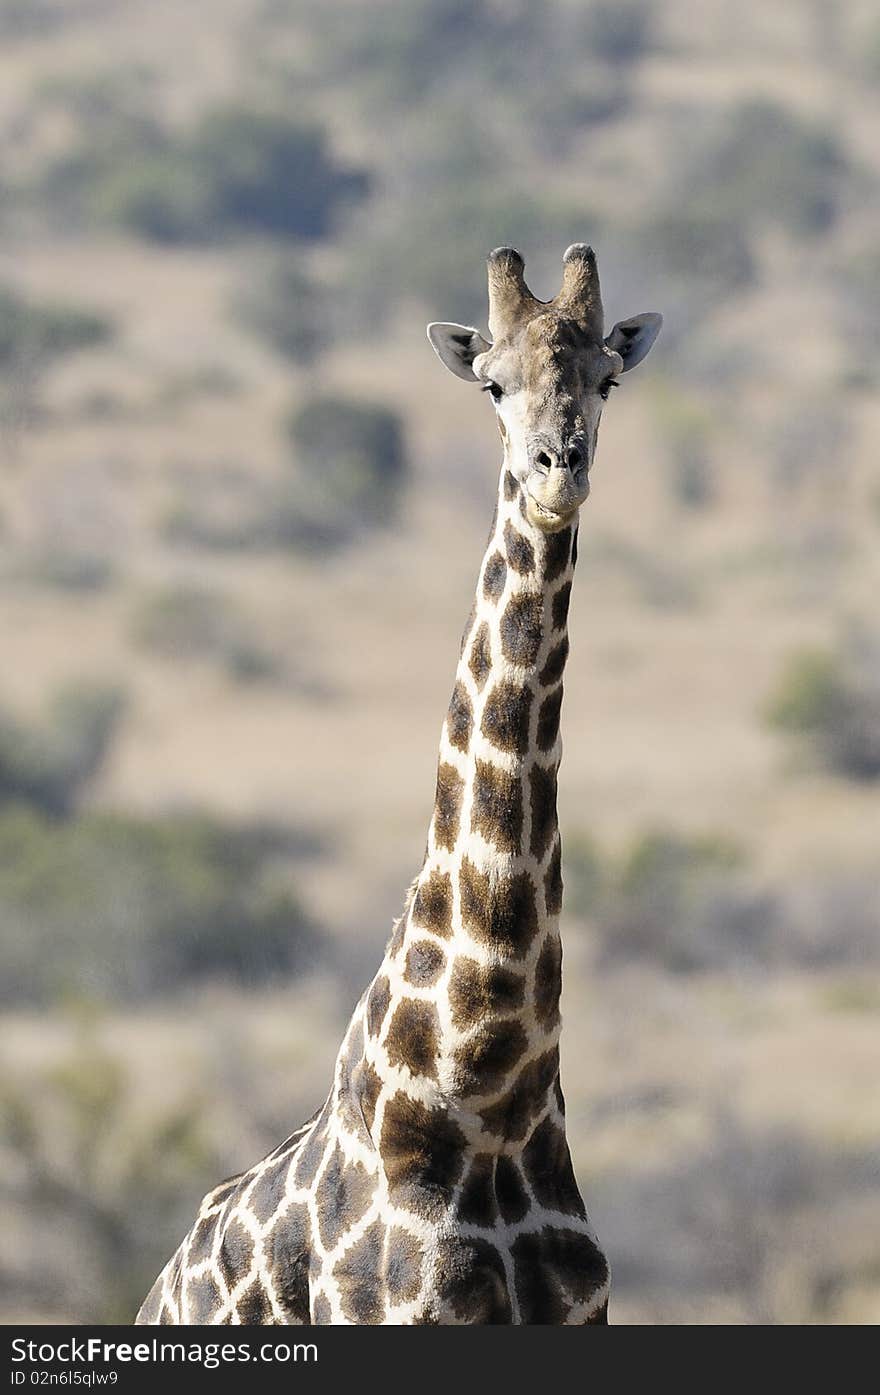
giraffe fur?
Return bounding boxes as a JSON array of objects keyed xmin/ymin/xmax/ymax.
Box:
[{"xmin": 136, "ymin": 245, "xmax": 661, "ymax": 1326}]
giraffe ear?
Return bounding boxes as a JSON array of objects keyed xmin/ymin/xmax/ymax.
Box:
[
  {"xmin": 427, "ymin": 322, "xmax": 492, "ymax": 382},
  {"xmin": 605, "ymin": 312, "xmax": 662, "ymax": 372}
]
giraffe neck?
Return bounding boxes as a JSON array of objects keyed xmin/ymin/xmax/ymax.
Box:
[{"xmin": 359, "ymin": 460, "xmax": 577, "ymax": 1148}]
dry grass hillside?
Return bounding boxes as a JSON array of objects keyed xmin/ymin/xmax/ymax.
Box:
[{"xmin": 0, "ymin": 0, "xmax": 878, "ymax": 1324}]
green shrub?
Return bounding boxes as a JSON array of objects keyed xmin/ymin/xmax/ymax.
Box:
[
  {"xmin": 1, "ymin": 1021, "xmax": 219, "ymax": 1321},
  {"xmin": 690, "ymin": 101, "xmax": 850, "ymax": 237},
  {"xmin": 286, "ymin": 395, "xmax": 407, "ymax": 529},
  {"xmin": 641, "ymin": 209, "xmax": 756, "ymax": 291},
  {"xmin": 617, "ymin": 830, "xmax": 742, "ymax": 902},
  {"xmin": 345, "ymin": 183, "xmax": 598, "ymax": 326},
  {"xmin": 564, "ymin": 832, "xmax": 605, "ymax": 917},
  {"xmin": 0, "ymin": 285, "xmax": 112, "ymax": 371},
  {"xmin": 91, "ymin": 152, "xmax": 212, "ymax": 243},
  {"xmin": 765, "ymin": 646, "xmax": 880, "ymax": 780},
  {"xmin": 191, "ymin": 107, "xmax": 369, "ymax": 240},
  {"xmin": 0, "ymin": 807, "xmax": 319, "ymax": 1004},
  {"xmin": 131, "ymin": 585, "xmax": 281, "ymax": 682},
  {"xmin": 567, "ymin": 823, "xmax": 880, "ymax": 972},
  {"xmin": 595, "ymin": 1119, "xmax": 880, "ymax": 1324},
  {"xmin": 578, "ymin": 0, "xmax": 654, "ymax": 65},
  {"xmin": 44, "ymin": 103, "xmax": 369, "ymax": 244},
  {"xmin": 13, "ymin": 550, "xmax": 116, "ymax": 592},
  {"xmin": 306, "ymin": 0, "xmax": 638, "ymax": 141},
  {"xmin": 651, "ymin": 384, "xmax": 717, "ymax": 509},
  {"xmin": 0, "ymin": 0, "xmax": 59, "ymax": 36},
  {"xmin": 566, "ymin": 828, "xmax": 753, "ymax": 973},
  {"xmin": 765, "ymin": 650, "xmax": 841, "ymax": 734},
  {"xmin": 0, "ymin": 684, "xmax": 125, "ymax": 818},
  {"xmin": 236, "ymin": 258, "xmax": 330, "ymax": 363}
]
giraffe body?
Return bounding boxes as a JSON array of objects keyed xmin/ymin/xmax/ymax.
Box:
[{"xmin": 136, "ymin": 246, "xmax": 660, "ymax": 1326}]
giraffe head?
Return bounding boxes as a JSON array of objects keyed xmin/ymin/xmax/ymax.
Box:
[{"xmin": 428, "ymin": 245, "xmax": 661, "ymax": 532}]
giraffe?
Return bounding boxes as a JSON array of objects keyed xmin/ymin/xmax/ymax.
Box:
[{"xmin": 136, "ymin": 244, "xmax": 661, "ymax": 1326}]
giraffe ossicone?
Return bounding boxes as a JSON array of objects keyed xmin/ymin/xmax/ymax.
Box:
[{"xmin": 136, "ymin": 245, "xmax": 661, "ymax": 1326}]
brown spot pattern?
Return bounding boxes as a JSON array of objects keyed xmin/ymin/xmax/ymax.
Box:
[
  {"xmin": 366, "ymin": 975, "xmax": 391, "ymax": 1039},
  {"xmin": 495, "ymin": 1156, "xmax": 530, "ymax": 1223},
  {"xmin": 469, "ymin": 622, "xmax": 492, "ymax": 690},
  {"xmin": 483, "ymin": 551, "xmax": 507, "ymax": 602},
  {"xmin": 543, "ymin": 526, "xmax": 572, "ymax": 582},
  {"xmin": 479, "ymin": 1048, "xmax": 559, "ymax": 1141},
  {"xmin": 537, "ymin": 687, "xmax": 563, "ymax": 753},
  {"xmin": 529, "ymin": 763, "xmax": 558, "ymax": 861},
  {"xmin": 551, "ymin": 582, "xmax": 571, "ymax": 631},
  {"xmin": 433, "ymin": 762, "xmax": 464, "ymax": 851},
  {"xmin": 534, "ymin": 935, "xmax": 563, "ymax": 1030},
  {"xmin": 334, "ymin": 1219, "xmax": 386, "ymax": 1324},
  {"xmin": 412, "ymin": 869, "xmax": 453, "ymax": 937},
  {"xmin": 385, "ymin": 999, "xmax": 440, "ymax": 1079},
  {"xmin": 447, "ymin": 956, "xmax": 525, "ymax": 1029},
  {"xmin": 457, "ymin": 1154, "xmax": 498, "ymax": 1227},
  {"xmin": 540, "ymin": 637, "xmax": 569, "ymax": 687},
  {"xmin": 404, "ymin": 939, "xmax": 446, "ymax": 987},
  {"xmin": 446, "ymin": 681, "xmax": 473, "ymax": 753},
  {"xmin": 544, "ymin": 840, "xmax": 563, "ymax": 915},
  {"xmin": 453, "ymin": 1018, "xmax": 528, "ymax": 1095},
  {"xmin": 386, "ymin": 1227, "xmax": 424, "ymax": 1305},
  {"xmin": 522, "ymin": 1116, "xmax": 586, "ymax": 1218},
  {"xmin": 459, "ymin": 857, "xmax": 539, "ymax": 958},
  {"xmin": 380, "ymin": 1093, "xmax": 467, "ymax": 1217},
  {"xmin": 353, "ymin": 1059, "xmax": 382, "ymax": 1136},
  {"xmin": 481, "ymin": 680, "xmax": 533, "ymax": 756},
  {"xmin": 500, "ymin": 592, "xmax": 544, "ymax": 668},
  {"xmin": 315, "ymin": 1144, "xmax": 372, "ymax": 1251},
  {"xmin": 504, "ymin": 521, "xmax": 535, "ymax": 575},
  {"xmin": 471, "ymin": 758, "xmax": 523, "ymax": 853}
]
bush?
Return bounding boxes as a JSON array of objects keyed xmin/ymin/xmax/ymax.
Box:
[
  {"xmin": 286, "ymin": 395, "xmax": 407, "ymax": 530},
  {"xmin": 640, "ymin": 209, "xmax": 756, "ymax": 292},
  {"xmin": 606, "ymin": 830, "xmax": 747, "ymax": 971},
  {"xmin": 651, "ymin": 384, "xmax": 717, "ymax": 509},
  {"xmin": 44, "ymin": 103, "xmax": 370, "ymax": 244},
  {"xmin": 1, "ymin": 1022, "xmax": 219, "ymax": 1321},
  {"xmin": 192, "ymin": 107, "xmax": 369, "ymax": 240},
  {"xmin": 566, "ymin": 825, "xmax": 880, "ymax": 973},
  {"xmin": 90, "ymin": 152, "xmax": 212, "ymax": 243},
  {"xmin": 0, "ymin": 0, "xmax": 59, "ymax": 36},
  {"xmin": 0, "ymin": 807, "xmax": 319, "ymax": 1004},
  {"xmin": 306, "ymin": 0, "xmax": 637, "ymax": 146},
  {"xmin": 578, "ymin": 0, "xmax": 654, "ymax": 65},
  {"xmin": 567, "ymin": 829, "xmax": 750, "ymax": 972},
  {"xmin": 769, "ymin": 401, "xmax": 849, "ymax": 495},
  {"xmin": 0, "ymin": 684, "xmax": 125, "ymax": 818},
  {"xmin": 131, "ymin": 585, "xmax": 281, "ymax": 683},
  {"xmin": 594, "ymin": 1118, "xmax": 880, "ymax": 1323},
  {"xmin": 0, "ymin": 285, "xmax": 112, "ymax": 372},
  {"xmin": 12, "ymin": 550, "xmax": 116, "ymax": 592},
  {"xmin": 766, "ymin": 646, "xmax": 880, "ymax": 781},
  {"xmin": 345, "ymin": 182, "xmax": 599, "ymax": 327},
  {"xmin": 563, "ymin": 832, "xmax": 605, "ymax": 917},
  {"xmin": 235, "ymin": 258, "xmax": 330, "ymax": 364},
  {"xmin": 688, "ymin": 101, "xmax": 850, "ymax": 237}
]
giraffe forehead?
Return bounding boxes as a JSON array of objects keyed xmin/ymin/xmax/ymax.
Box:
[{"xmin": 483, "ymin": 314, "xmax": 614, "ymax": 395}]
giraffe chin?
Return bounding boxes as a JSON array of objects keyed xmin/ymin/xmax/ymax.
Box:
[{"xmin": 525, "ymin": 493, "xmax": 584, "ymax": 533}]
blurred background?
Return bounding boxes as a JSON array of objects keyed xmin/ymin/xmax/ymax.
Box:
[{"xmin": 0, "ymin": 0, "xmax": 878, "ymax": 1326}]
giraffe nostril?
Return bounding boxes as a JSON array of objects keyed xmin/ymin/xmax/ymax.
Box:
[
  {"xmin": 566, "ymin": 446, "xmax": 582, "ymax": 470},
  {"xmin": 535, "ymin": 450, "xmax": 553, "ymax": 472}
]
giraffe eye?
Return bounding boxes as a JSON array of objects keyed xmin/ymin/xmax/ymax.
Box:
[
  {"xmin": 598, "ymin": 377, "xmax": 619, "ymax": 402},
  {"xmin": 482, "ymin": 381, "xmax": 504, "ymax": 402}
]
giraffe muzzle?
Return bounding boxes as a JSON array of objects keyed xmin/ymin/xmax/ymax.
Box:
[{"xmin": 526, "ymin": 453, "xmax": 590, "ymax": 531}]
